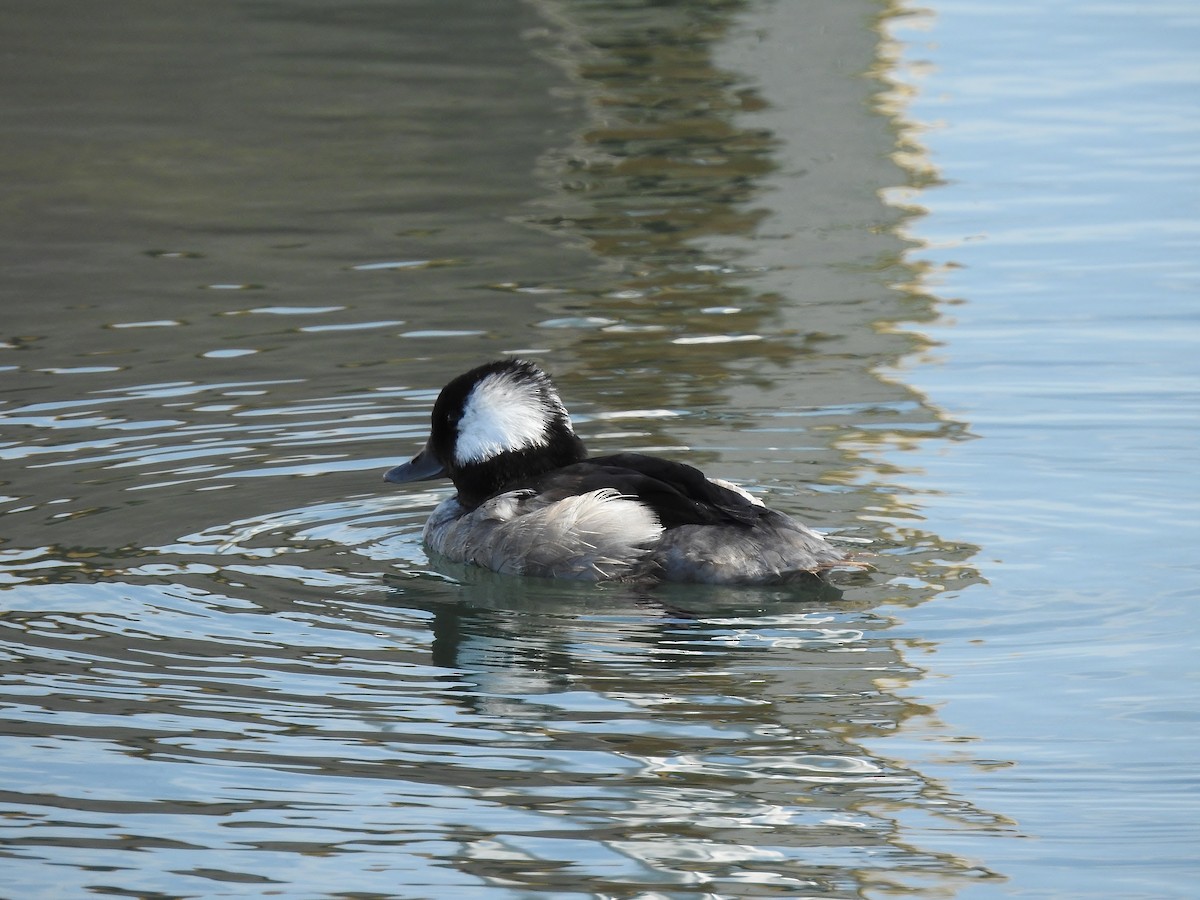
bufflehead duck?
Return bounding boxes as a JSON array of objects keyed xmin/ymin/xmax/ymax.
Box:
[{"xmin": 384, "ymin": 359, "xmax": 856, "ymax": 584}]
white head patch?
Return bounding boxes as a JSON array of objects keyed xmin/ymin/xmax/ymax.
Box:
[{"xmin": 454, "ymin": 368, "xmax": 571, "ymax": 465}]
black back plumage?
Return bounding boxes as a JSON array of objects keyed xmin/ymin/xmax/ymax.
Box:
[{"xmin": 519, "ymin": 452, "xmax": 768, "ymax": 531}]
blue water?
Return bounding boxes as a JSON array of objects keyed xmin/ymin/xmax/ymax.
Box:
[
  {"xmin": 878, "ymin": 1, "xmax": 1200, "ymax": 893},
  {"xmin": 1, "ymin": 0, "xmax": 1197, "ymax": 897}
]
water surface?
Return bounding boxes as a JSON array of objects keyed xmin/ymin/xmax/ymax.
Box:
[{"xmin": 2, "ymin": 0, "xmax": 1197, "ymax": 897}]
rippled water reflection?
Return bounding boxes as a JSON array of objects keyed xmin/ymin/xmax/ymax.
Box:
[{"xmin": 5, "ymin": 549, "xmax": 981, "ymax": 895}]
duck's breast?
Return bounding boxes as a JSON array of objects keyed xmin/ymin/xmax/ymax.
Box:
[{"xmin": 424, "ymin": 488, "xmax": 664, "ymax": 580}]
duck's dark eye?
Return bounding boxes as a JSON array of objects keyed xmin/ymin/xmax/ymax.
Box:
[{"xmin": 441, "ymin": 409, "xmax": 463, "ymax": 435}]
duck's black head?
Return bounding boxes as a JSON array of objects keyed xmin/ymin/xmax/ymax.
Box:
[{"xmin": 383, "ymin": 359, "xmax": 587, "ymax": 508}]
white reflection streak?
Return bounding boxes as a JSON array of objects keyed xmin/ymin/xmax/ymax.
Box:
[
  {"xmin": 630, "ymin": 752, "xmax": 884, "ymax": 782},
  {"xmin": 708, "ymin": 628, "xmax": 866, "ymax": 649}
]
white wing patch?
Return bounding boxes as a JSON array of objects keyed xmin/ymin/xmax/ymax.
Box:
[
  {"xmin": 454, "ymin": 369, "xmax": 567, "ymax": 465},
  {"xmin": 426, "ymin": 488, "xmax": 664, "ymax": 580},
  {"xmin": 707, "ymin": 476, "xmax": 765, "ymax": 507}
]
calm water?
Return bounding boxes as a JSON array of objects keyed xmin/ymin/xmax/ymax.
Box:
[{"xmin": 2, "ymin": 1, "xmax": 1197, "ymax": 898}]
